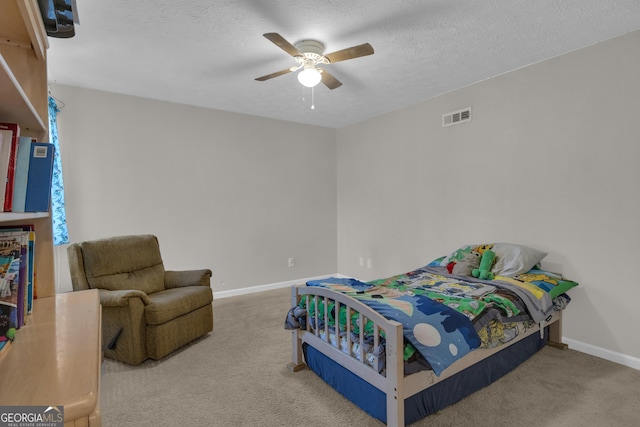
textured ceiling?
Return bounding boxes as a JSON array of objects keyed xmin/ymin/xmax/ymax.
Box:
[{"xmin": 47, "ymin": 0, "xmax": 640, "ymax": 129}]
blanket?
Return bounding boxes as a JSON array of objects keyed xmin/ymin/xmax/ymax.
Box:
[
  {"xmin": 306, "ymin": 277, "xmax": 481, "ymax": 376},
  {"xmin": 393, "ymin": 266, "xmax": 554, "ymax": 324}
]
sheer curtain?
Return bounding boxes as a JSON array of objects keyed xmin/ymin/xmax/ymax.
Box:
[{"xmin": 48, "ymin": 95, "xmax": 69, "ymax": 245}]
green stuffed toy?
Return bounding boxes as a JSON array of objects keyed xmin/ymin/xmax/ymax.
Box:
[{"xmin": 472, "ymin": 249, "xmax": 496, "ymax": 280}]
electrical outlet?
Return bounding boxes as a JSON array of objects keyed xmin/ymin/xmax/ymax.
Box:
[
  {"xmin": 366, "ymin": 258, "xmax": 372, "ymax": 269},
  {"xmin": 359, "ymin": 257, "xmax": 364, "ymax": 267},
  {"xmin": 288, "ymin": 258, "xmax": 295, "ymax": 268}
]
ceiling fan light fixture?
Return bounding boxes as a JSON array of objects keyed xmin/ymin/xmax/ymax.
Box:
[
  {"xmin": 256, "ymin": 33, "xmax": 374, "ymax": 90},
  {"xmin": 297, "ymin": 67, "xmax": 322, "ymax": 88}
]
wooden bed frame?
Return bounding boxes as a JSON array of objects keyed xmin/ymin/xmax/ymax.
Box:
[{"xmin": 288, "ymin": 284, "xmax": 567, "ymax": 427}]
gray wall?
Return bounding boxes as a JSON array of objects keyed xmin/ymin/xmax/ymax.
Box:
[
  {"xmin": 337, "ymin": 30, "xmax": 640, "ymax": 362},
  {"xmin": 53, "ymin": 86, "xmax": 338, "ymax": 293}
]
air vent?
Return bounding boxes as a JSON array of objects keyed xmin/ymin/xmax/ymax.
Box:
[{"xmin": 442, "ymin": 107, "xmax": 472, "ymax": 127}]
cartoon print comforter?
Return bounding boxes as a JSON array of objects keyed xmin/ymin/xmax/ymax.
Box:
[
  {"xmin": 290, "ymin": 264, "xmax": 556, "ymax": 377},
  {"xmin": 369, "ymin": 265, "xmax": 554, "ymax": 324}
]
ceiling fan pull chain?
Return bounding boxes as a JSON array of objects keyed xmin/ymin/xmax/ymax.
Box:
[{"xmin": 311, "ymin": 86, "xmax": 315, "ymax": 110}]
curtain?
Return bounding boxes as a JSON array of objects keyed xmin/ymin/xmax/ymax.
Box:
[{"xmin": 48, "ymin": 96, "xmax": 69, "ymax": 245}]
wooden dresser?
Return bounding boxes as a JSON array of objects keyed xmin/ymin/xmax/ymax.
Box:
[{"xmin": 0, "ymin": 289, "xmax": 102, "ymax": 426}]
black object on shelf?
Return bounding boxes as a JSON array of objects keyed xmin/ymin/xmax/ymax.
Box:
[{"xmin": 37, "ymin": 0, "xmax": 78, "ymax": 39}]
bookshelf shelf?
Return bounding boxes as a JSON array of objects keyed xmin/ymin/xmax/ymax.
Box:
[
  {"xmin": 0, "ymin": 0, "xmax": 54, "ymax": 298},
  {"xmin": 0, "ymin": 211, "xmax": 49, "ymax": 221}
]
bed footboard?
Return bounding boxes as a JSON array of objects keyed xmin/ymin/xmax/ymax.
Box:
[{"xmin": 289, "ymin": 284, "xmax": 406, "ymax": 427}]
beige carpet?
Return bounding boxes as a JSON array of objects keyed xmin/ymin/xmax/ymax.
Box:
[{"xmin": 101, "ymin": 287, "xmax": 640, "ymax": 426}]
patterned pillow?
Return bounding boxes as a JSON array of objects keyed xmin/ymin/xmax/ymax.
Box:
[{"xmin": 515, "ymin": 268, "xmax": 579, "ymax": 298}]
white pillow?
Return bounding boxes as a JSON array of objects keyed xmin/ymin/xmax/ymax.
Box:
[{"xmin": 491, "ymin": 243, "xmax": 547, "ymax": 277}]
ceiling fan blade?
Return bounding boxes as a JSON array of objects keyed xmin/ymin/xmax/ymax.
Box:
[
  {"xmin": 324, "ymin": 43, "xmax": 374, "ymax": 64},
  {"xmin": 320, "ymin": 70, "xmax": 342, "ymax": 90},
  {"xmin": 263, "ymin": 32, "xmax": 302, "ymax": 57},
  {"xmin": 255, "ymin": 68, "xmax": 293, "ymax": 81}
]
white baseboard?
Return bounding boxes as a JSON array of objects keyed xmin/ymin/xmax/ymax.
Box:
[
  {"xmin": 215, "ymin": 275, "xmax": 639, "ymax": 372},
  {"xmin": 214, "ymin": 274, "xmax": 346, "ymax": 299},
  {"xmin": 563, "ymin": 337, "xmax": 640, "ymax": 371}
]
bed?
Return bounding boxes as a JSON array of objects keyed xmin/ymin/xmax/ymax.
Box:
[{"xmin": 285, "ymin": 243, "xmax": 578, "ymax": 427}]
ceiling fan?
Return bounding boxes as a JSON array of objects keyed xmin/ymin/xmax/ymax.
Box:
[{"xmin": 255, "ymin": 33, "xmax": 374, "ymax": 90}]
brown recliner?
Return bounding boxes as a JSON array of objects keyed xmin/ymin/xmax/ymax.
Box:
[{"xmin": 67, "ymin": 234, "xmax": 213, "ymax": 365}]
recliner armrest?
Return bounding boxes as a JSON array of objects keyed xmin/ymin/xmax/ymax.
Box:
[
  {"xmin": 164, "ymin": 269, "xmax": 212, "ymax": 289},
  {"xmin": 98, "ymin": 289, "xmax": 151, "ymax": 307}
]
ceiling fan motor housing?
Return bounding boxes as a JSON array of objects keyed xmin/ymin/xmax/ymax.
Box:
[
  {"xmin": 295, "ymin": 40, "xmax": 325, "ymax": 56},
  {"xmin": 293, "ymin": 40, "xmax": 329, "ymax": 70}
]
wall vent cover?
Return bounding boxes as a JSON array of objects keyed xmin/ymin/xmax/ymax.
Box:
[{"xmin": 442, "ymin": 107, "xmax": 472, "ymax": 127}]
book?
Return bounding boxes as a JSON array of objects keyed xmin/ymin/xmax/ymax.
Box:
[
  {"xmin": 0, "ymin": 230, "xmax": 29, "ymax": 328},
  {"xmin": 9, "ymin": 256, "xmax": 25, "ymax": 327},
  {"xmin": 0, "ymin": 302, "xmax": 17, "ymax": 353},
  {"xmin": 0, "ymin": 225, "xmax": 35, "ymax": 315},
  {"xmin": 0, "ymin": 245, "xmax": 19, "ymax": 340},
  {"xmin": 24, "ymin": 142, "xmax": 55, "ymax": 213},
  {"xmin": 0, "ymin": 122, "xmax": 20, "ymax": 212},
  {"xmin": 0, "ymin": 129, "xmax": 11, "ymax": 210},
  {"xmin": 27, "ymin": 230, "xmax": 35, "ymax": 313},
  {"xmin": 0, "ymin": 337, "xmax": 12, "ymax": 355},
  {"xmin": 11, "ymin": 137, "xmax": 34, "ymax": 213}
]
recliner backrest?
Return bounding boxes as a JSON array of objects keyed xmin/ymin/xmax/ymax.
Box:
[{"xmin": 70, "ymin": 234, "xmax": 166, "ymax": 295}]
